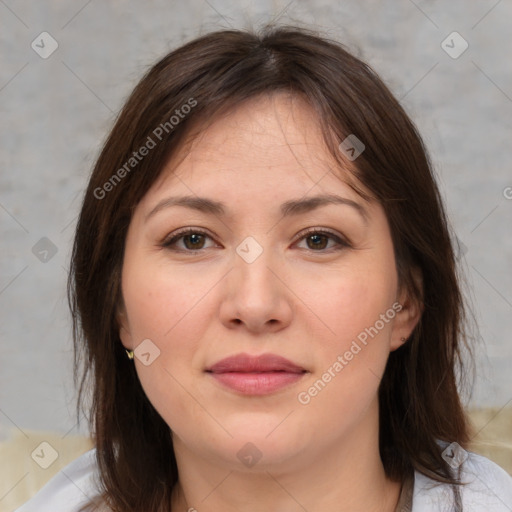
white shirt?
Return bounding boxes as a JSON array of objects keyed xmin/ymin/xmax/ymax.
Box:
[{"xmin": 14, "ymin": 447, "xmax": 512, "ymax": 511}]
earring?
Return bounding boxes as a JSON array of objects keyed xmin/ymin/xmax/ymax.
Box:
[
  {"xmin": 400, "ymin": 337, "xmax": 406, "ymax": 342},
  {"xmin": 126, "ymin": 349, "xmax": 134, "ymax": 360}
]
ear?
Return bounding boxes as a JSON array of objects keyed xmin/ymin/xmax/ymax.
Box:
[
  {"xmin": 390, "ymin": 267, "xmax": 423, "ymax": 351},
  {"xmin": 116, "ymin": 303, "xmax": 134, "ymax": 351}
]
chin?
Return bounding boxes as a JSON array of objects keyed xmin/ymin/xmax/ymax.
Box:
[{"xmin": 226, "ymin": 420, "xmax": 309, "ymax": 465}]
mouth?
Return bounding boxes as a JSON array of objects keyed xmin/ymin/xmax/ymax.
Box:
[{"xmin": 205, "ymin": 353, "xmax": 307, "ymax": 395}]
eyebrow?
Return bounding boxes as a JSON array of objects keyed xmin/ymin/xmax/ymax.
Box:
[{"xmin": 146, "ymin": 193, "xmax": 368, "ymax": 224}]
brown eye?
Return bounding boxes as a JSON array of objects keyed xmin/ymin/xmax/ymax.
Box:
[
  {"xmin": 162, "ymin": 229, "xmax": 215, "ymax": 252},
  {"xmin": 305, "ymin": 233, "xmax": 329, "ymax": 250},
  {"xmin": 182, "ymin": 233, "xmax": 206, "ymax": 250},
  {"xmin": 295, "ymin": 229, "xmax": 350, "ymax": 252}
]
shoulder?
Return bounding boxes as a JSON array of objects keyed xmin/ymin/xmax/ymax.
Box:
[
  {"xmin": 14, "ymin": 448, "xmax": 104, "ymax": 512},
  {"xmin": 412, "ymin": 448, "xmax": 512, "ymax": 511}
]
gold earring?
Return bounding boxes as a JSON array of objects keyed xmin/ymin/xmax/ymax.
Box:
[{"xmin": 126, "ymin": 349, "xmax": 134, "ymax": 360}]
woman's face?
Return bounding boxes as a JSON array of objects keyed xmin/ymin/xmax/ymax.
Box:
[{"xmin": 119, "ymin": 93, "xmax": 419, "ymax": 472}]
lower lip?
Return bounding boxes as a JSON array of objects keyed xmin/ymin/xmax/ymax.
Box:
[{"xmin": 208, "ymin": 371, "xmax": 305, "ymax": 395}]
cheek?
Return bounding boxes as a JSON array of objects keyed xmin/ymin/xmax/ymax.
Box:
[
  {"xmin": 297, "ymin": 254, "xmax": 398, "ymax": 406},
  {"xmin": 294, "ymin": 289, "xmax": 396, "ymax": 435},
  {"xmin": 122, "ymin": 256, "xmax": 211, "ymax": 342},
  {"xmin": 304, "ymin": 261, "xmax": 397, "ymax": 346},
  {"xmin": 121, "ymin": 258, "xmax": 214, "ymax": 425}
]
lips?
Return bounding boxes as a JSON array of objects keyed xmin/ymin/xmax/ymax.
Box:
[
  {"xmin": 206, "ymin": 353, "xmax": 306, "ymax": 374},
  {"xmin": 205, "ymin": 353, "xmax": 307, "ymax": 395}
]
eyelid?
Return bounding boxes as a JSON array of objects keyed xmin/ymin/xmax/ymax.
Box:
[
  {"xmin": 161, "ymin": 226, "xmax": 351, "ymax": 252},
  {"xmin": 161, "ymin": 227, "xmax": 216, "ymax": 249},
  {"xmin": 293, "ymin": 226, "xmax": 351, "ymax": 247}
]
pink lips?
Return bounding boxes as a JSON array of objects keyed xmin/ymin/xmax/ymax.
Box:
[{"xmin": 206, "ymin": 353, "xmax": 307, "ymax": 395}]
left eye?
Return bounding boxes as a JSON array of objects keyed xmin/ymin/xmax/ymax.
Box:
[
  {"xmin": 295, "ymin": 230, "xmax": 348, "ymax": 251},
  {"xmin": 162, "ymin": 228, "xmax": 349, "ymax": 253}
]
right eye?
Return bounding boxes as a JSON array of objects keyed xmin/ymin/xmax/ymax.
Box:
[{"xmin": 162, "ymin": 228, "xmax": 218, "ymax": 253}]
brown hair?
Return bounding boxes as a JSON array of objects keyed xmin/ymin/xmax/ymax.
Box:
[{"xmin": 69, "ymin": 25, "xmax": 473, "ymax": 511}]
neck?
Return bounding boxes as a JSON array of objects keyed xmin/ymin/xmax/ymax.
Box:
[{"xmin": 170, "ymin": 400, "xmax": 402, "ymax": 512}]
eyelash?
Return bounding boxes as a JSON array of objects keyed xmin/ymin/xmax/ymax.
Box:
[{"xmin": 161, "ymin": 227, "xmax": 351, "ymax": 254}]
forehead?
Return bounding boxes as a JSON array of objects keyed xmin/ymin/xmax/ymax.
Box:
[{"xmin": 143, "ymin": 92, "xmax": 369, "ymax": 207}]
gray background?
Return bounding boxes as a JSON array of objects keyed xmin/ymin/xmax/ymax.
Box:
[{"xmin": 1, "ymin": 0, "xmax": 511, "ymax": 440}]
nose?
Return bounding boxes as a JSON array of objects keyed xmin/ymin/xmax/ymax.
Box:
[{"xmin": 219, "ymin": 244, "xmax": 293, "ymax": 334}]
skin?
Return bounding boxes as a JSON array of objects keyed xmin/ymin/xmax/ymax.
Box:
[{"xmin": 118, "ymin": 92, "xmax": 422, "ymax": 512}]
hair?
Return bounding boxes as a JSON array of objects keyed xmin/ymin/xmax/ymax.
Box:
[{"xmin": 69, "ymin": 25, "xmax": 473, "ymax": 512}]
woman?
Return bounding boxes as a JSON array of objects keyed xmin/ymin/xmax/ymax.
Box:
[{"xmin": 15, "ymin": 25, "xmax": 512, "ymax": 512}]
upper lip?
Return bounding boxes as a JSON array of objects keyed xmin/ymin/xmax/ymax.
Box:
[{"xmin": 206, "ymin": 353, "xmax": 306, "ymax": 374}]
